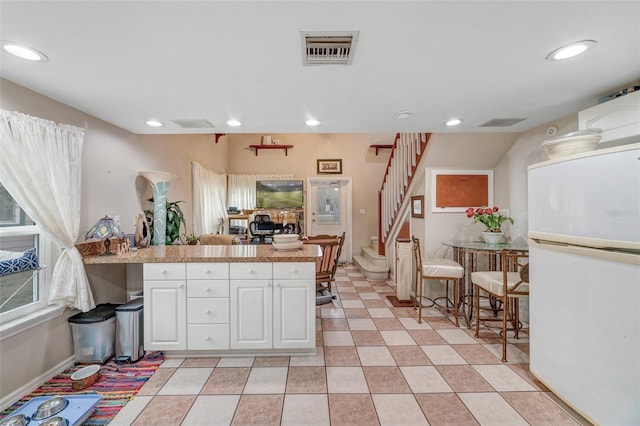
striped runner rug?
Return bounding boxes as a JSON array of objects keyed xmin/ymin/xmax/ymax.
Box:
[{"xmin": 1, "ymin": 351, "xmax": 164, "ymax": 425}]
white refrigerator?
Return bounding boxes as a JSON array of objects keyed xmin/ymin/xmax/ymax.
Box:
[{"xmin": 528, "ymin": 143, "xmax": 640, "ymax": 426}]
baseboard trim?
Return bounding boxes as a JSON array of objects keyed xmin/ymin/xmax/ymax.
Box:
[{"xmin": 0, "ymin": 355, "xmax": 75, "ymax": 412}]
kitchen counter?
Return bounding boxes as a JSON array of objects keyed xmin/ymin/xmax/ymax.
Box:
[{"xmin": 81, "ymin": 244, "xmax": 321, "ymax": 264}]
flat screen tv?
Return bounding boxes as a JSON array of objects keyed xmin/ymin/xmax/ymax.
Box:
[{"xmin": 256, "ymin": 180, "xmax": 304, "ymax": 209}]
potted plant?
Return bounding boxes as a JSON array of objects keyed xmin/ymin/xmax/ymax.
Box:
[
  {"xmin": 144, "ymin": 198, "xmax": 187, "ymax": 245},
  {"xmin": 184, "ymin": 233, "xmax": 199, "ymax": 245},
  {"xmin": 466, "ymin": 206, "xmax": 514, "ymax": 243}
]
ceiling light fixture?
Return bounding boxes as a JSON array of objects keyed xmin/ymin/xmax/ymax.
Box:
[
  {"xmin": 305, "ymin": 118, "xmax": 320, "ymax": 126},
  {"xmin": 546, "ymin": 40, "xmax": 596, "ymax": 61},
  {"xmin": 395, "ymin": 111, "xmax": 412, "ymax": 120},
  {"xmin": 1, "ymin": 41, "xmax": 48, "ymax": 62},
  {"xmin": 445, "ymin": 118, "xmax": 462, "ymax": 126},
  {"xmin": 227, "ymin": 119, "xmax": 242, "ymax": 127},
  {"xmin": 146, "ymin": 120, "xmax": 163, "ymax": 127}
]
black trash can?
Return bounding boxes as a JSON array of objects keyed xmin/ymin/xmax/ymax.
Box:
[
  {"xmin": 68, "ymin": 303, "xmax": 118, "ymax": 364},
  {"xmin": 115, "ymin": 298, "xmax": 144, "ymax": 363}
]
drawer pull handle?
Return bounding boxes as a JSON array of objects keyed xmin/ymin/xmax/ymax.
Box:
[
  {"xmin": 205, "ymin": 336, "xmax": 211, "ymax": 341},
  {"xmin": 205, "ymin": 269, "xmax": 210, "ymax": 274},
  {"xmin": 205, "ymin": 287, "xmax": 211, "ymax": 292},
  {"xmin": 161, "ymin": 270, "xmax": 167, "ymax": 274},
  {"xmin": 204, "ymin": 309, "xmax": 211, "ymax": 314},
  {"xmin": 179, "ymin": 284, "xmax": 184, "ymax": 289}
]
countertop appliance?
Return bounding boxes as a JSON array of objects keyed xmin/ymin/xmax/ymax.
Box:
[{"xmin": 528, "ymin": 143, "xmax": 639, "ymax": 425}]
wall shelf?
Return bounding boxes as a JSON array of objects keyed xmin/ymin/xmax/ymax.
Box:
[
  {"xmin": 248, "ymin": 144, "xmax": 294, "ymax": 156},
  {"xmin": 370, "ymin": 144, "xmax": 394, "ymax": 155}
]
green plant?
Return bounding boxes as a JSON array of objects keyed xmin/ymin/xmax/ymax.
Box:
[
  {"xmin": 184, "ymin": 233, "xmax": 199, "ymax": 245},
  {"xmin": 144, "ymin": 199, "xmax": 186, "ymax": 245},
  {"xmin": 467, "ymin": 206, "xmax": 514, "ymax": 232}
]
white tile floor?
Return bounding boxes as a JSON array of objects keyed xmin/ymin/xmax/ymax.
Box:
[{"xmin": 110, "ymin": 264, "xmax": 590, "ymax": 425}]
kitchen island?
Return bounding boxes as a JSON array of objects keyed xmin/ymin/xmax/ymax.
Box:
[{"xmin": 82, "ymin": 244, "xmax": 321, "ymax": 356}]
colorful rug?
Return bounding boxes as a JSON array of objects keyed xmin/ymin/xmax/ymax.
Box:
[{"xmin": 2, "ymin": 351, "xmax": 164, "ymax": 425}]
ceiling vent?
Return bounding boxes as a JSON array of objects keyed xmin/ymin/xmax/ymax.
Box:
[
  {"xmin": 301, "ymin": 31, "xmax": 359, "ymax": 66},
  {"xmin": 479, "ymin": 118, "xmax": 527, "ymax": 127},
  {"xmin": 171, "ymin": 119, "xmax": 215, "ymax": 129}
]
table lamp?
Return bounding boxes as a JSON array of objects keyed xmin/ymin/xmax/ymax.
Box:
[{"xmin": 85, "ymin": 215, "xmax": 125, "ymax": 256}]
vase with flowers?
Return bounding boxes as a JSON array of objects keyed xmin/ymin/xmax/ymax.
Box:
[{"xmin": 466, "ymin": 206, "xmax": 514, "ymax": 243}]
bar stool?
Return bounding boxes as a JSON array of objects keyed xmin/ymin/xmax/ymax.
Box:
[{"xmin": 412, "ymin": 236, "xmax": 464, "ymax": 326}]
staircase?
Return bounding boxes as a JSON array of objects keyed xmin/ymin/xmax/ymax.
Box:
[
  {"xmin": 353, "ymin": 237, "xmax": 389, "ymax": 280},
  {"xmin": 352, "ymin": 133, "xmax": 430, "ymax": 280}
]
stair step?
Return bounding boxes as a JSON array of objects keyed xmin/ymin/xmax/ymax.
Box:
[
  {"xmin": 353, "ymin": 254, "xmax": 389, "ymax": 281},
  {"xmin": 361, "ymin": 246, "xmax": 388, "ymax": 267}
]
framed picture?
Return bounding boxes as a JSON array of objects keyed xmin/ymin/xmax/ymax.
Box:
[
  {"xmin": 411, "ymin": 195, "xmax": 424, "ymax": 218},
  {"xmin": 317, "ymin": 159, "xmax": 342, "ymax": 175}
]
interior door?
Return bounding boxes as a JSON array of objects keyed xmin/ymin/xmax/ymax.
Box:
[{"xmin": 306, "ymin": 177, "xmax": 352, "ymax": 263}]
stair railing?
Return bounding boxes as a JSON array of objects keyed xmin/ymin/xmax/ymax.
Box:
[{"xmin": 377, "ymin": 132, "xmax": 430, "ymax": 255}]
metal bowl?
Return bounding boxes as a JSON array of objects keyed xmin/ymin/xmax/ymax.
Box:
[
  {"xmin": 40, "ymin": 416, "xmax": 69, "ymax": 426},
  {"xmin": 0, "ymin": 414, "xmax": 30, "ymax": 426},
  {"xmin": 32, "ymin": 396, "xmax": 68, "ymax": 420}
]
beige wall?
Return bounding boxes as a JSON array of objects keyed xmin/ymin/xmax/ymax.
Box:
[{"xmin": 226, "ymin": 133, "xmax": 394, "ymax": 257}]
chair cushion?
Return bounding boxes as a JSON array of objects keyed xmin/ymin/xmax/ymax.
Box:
[
  {"xmin": 421, "ymin": 258, "xmax": 464, "ymax": 279},
  {"xmin": 471, "ymin": 271, "xmax": 530, "ymax": 296}
]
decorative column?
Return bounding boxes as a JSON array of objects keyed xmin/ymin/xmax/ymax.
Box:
[{"xmin": 139, "ymin": 171, "xmax": 178, "ymax": 246}]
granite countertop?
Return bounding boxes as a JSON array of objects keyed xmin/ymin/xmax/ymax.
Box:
[{"xmin": 82, "ymin": 244, "xmax": 322, "ymax": 264}]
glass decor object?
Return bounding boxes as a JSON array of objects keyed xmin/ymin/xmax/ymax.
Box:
[
  {"xmin": 85, "ymin": 215, "xmax": 125, "ymax": 255},
  {"xmin": 139, "ymin": 171, "xmax": 178, "ymax": 246}
]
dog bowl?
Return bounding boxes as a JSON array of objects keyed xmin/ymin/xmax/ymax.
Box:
[
  {"xmin": 0, "ymin": 414, "xmax": 29, "ymax": 426},
  {"xmin": 40, "ymin": 416, "xmax": 69, "ymax": 426},
  {"xmin": 32, "ymin": 396, "xmax": 68, "ymax": 420},
  {"xmin": 70, "ymin": 364, "xmax": 100, "ymax": 390}
]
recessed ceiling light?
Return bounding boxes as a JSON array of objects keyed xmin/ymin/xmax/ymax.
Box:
[
  {"xmin": 395, "ymin": 111, "xmax": 412, "ymax": 120},
  {"xmin": 1, "ymin": 41, "xmax": 48, "ymax": 62},
  {"xmin": 146, "ymin": 120, "xmax": 163, "ymax": 127},
  {"xmin": 305, "ymin": 118, "xmax": 320, "ymax": 126},
  {"xmin": 445, "ymin": 118, "xmax": 462, "ymax": 126},
  {"xmin": 227, "ymin": 119, "xmax": 243, "ymax": 127},
  {"xmin": 546, "ymin": 40, "xmax": 596, "ymax": 61}
]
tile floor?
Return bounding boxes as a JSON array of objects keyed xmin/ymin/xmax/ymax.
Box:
[{"xmin": 110, "ymin": 265, "xmax": 589, "ymax": 425}]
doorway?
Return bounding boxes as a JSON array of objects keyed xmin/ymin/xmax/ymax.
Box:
[{"xmin": 306, "ymin": 177, "xmax": 352, "ymax": 263}]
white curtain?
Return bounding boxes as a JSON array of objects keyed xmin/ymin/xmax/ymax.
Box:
[
  {"xmin": 192, "ymin": 161, "xmax": 227, "ymax": 235},
  {"xmin": 227, "ymin": 173, "xmax": 293, "ymax": 210},
  {"xmin": 0, "ymin": 109, "xmax": 94, "ymax": 312}
]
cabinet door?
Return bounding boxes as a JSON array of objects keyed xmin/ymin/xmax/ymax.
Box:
[
  {"xmin": 143, "ymin": 280, "xmax": 186, "ymax": 350},
  {"xmin": 230, "ymin": 280, "xmax": 272, "ymax": 349},
  {"xmin": 273, "ymin": 279, "xmax": 315, "ymax": 349}
]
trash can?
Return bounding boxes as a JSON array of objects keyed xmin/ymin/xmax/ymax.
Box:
[
  {"xmin": 115, "ymin": 298, "xmax": 144, "ymax": 363},
  {"xmin": 68, "ymin": 303, "xmax": 118, "ymax": 364}
]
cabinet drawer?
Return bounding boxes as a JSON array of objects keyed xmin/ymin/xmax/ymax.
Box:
[
  {"xmin": 187, "ymin": 263, "xmax": 229, "ymax": 280},
  {"xmin": 230, "ymin": 262, "xmax": 272, "ymax": 279},
  {"xmin": 187, "ymin": 298, "xmax": 229, "ymax": 323},
  {"xmin": 188, "ymin": 324, "xmax": 229, "ymax": 350},
  {"xmin": 143, "ymin": 263, "xmax": 185, "ymax": 280},
  {"xmin": 273, "ymin": 262, "xmax": 315, "ymax": 280},
  {"xmin": 188, "ymin": 280, "xmax": 229, "ymax": 298}
]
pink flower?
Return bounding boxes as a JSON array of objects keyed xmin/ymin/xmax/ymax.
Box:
[
  {"xmin": 466, "ymin": 208, "xmax": 474, "ymax": 218},
  {"xmin": 493, "ymin": 206, "xmax": 499, "ymax": 212},
  {"xmin": 484, "ymin": 208, "xmax": 493, "ymax": 215}
]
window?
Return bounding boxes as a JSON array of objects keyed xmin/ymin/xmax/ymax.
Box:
[{"xmin": 0, "ymin": 183, "xmax": 49, "ymax": 323}]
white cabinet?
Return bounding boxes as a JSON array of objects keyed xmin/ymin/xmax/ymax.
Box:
[
  {"xmin": 186, "ymin": 263, "xmax": 230, "ymax": 350},
  {"xmin": 230, "ymin": 262, "xmax": 315, "ymax": 350},
  {"xmin": 273, "ymin": 262, "xmax": 315, "ymax": 349},
  {"xmin": 579, "ymin": 91, "xmax": 640, "ymax": 143},
  {"xmin": 230, "ymin": 263, "xmax": 273, "ymax": 349},
  {"xmin": 143, "ymin": 260, "xmax": 315, "ymax": 353},
  {"xmin": 143, "ymin": 263, "xmax": 187, "ymax": 350}
]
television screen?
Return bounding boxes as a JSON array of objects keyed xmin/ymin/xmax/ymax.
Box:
[{"xmin": 256, "ymin": 180, "xmax": 304, "ymax": 209}]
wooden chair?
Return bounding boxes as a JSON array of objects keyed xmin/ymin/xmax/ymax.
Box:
[
  {"xmin": 303, "ymin": 232, "xmax": 345, "ymax": 294},
  {"xmin": 471, "ymin": 250, "xmax": 529, "ymax": 362},
  {"xmin": 412, "ymin": 236, "xmax": 464, "ymax": 326}
]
